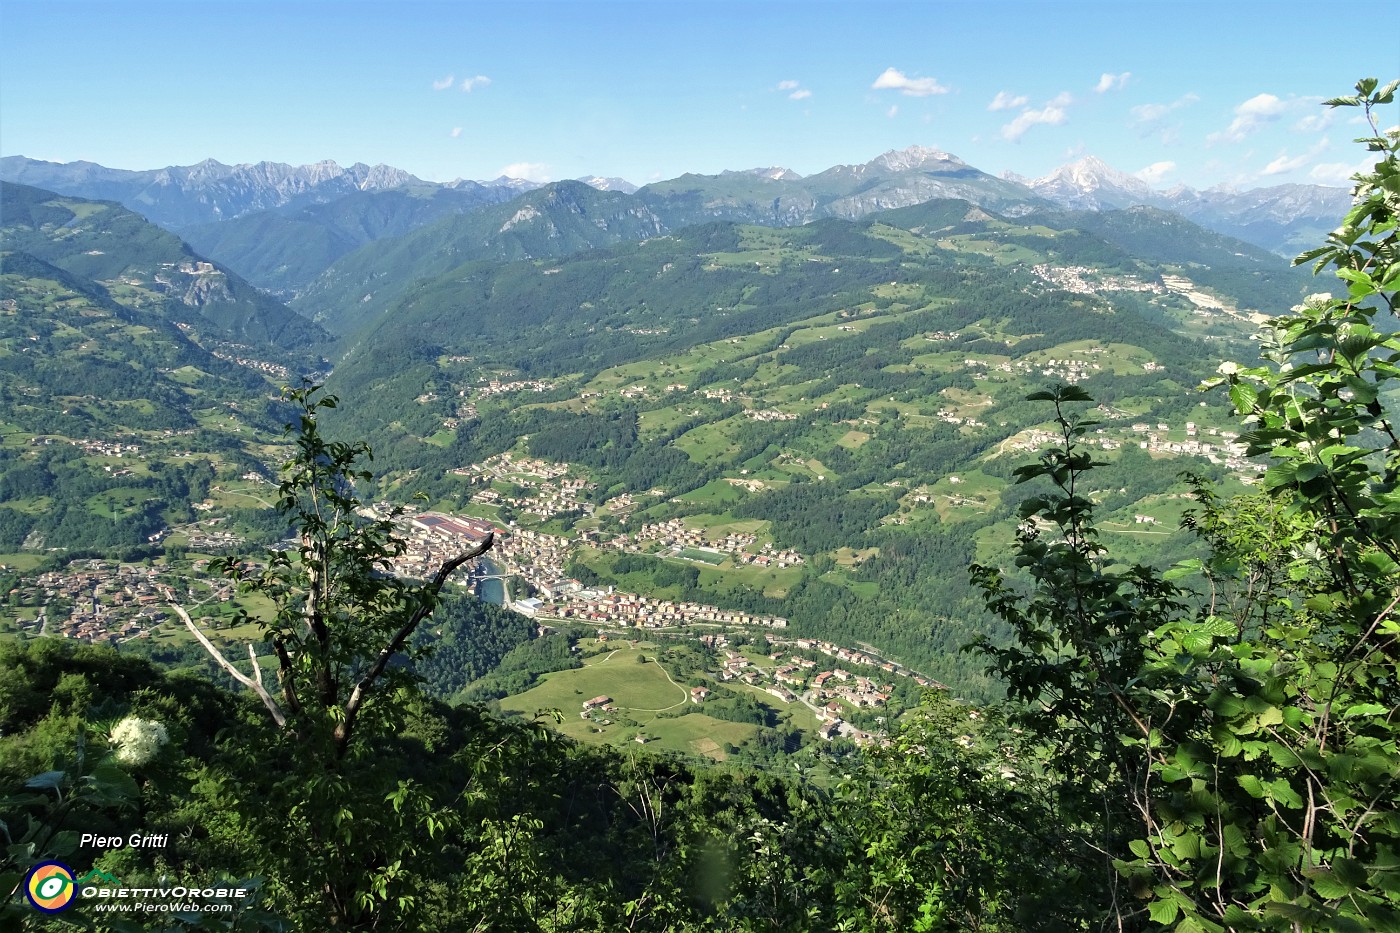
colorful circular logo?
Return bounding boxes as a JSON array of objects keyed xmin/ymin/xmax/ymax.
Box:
[{"xmin": 25, "ymin": 861, "xmax": 77, "ymax": 913}]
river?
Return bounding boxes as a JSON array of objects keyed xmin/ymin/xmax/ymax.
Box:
[{"xmin": 475, "ymin": 556, "xmax": 506, "ymax": 606}]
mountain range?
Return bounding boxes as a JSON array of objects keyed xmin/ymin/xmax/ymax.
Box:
[
  {"xmin": 1014, "ymin": 155, "xmax": 1351, "ymax": 255},
  {"xmin": 1, "ymin": 147, "xmax": 1349, "ymax": 275}
]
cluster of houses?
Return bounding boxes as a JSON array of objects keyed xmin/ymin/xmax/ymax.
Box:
[
  {"xmin": 470, "ymin": 482, "xmax": 595, "ymax": 520},
  {"xmin": 1129, "ymin": 422, "xmax": 1260, "ymax": 475},
  {"xmin": 476, "ymin": 378, "xmax": 558, "ymax": 397},
  {"xmin": 607, "ymin": 519, "xmax": 755, "ymax": 557},
  {"xmin": 442, "ymin": 397, "xmax": 478, "ymax": 430},
  {"xmin": 30, "ymin": 435, "xmax": 142, "ymax": 458},
  {"xmin": 8, "ymin": 559, "xmax": 232, "ymax": 645},
  {"xmin": 697, "ymin": 638, "xmax": 941, "ymax": 746},
  {"xmin": 791, "ymin": 638, "xmax": 943, "ymax": 689},
  {"xmin": 447, "ymin": 454, "xmax": 596, "ymax": 520},
  {"xmin": 994, "ymin": 407, "xmax": 1260, "ymax": 481},
  {"xmin": 603, "ymin": 519, "xmax": 805, "ymax": 570},
  {"xmin": 491, "ymin": 527, "xmax": 572, "ymax": 598},
  {"xmin": 746, "ymin": 408, "xmax": 798, "ymax": 422},
  {"xmin": 209, "ymin": 350, "xmax": 291, "ymax": 380},
  {"xmin": 601, "ymin": 491, "xmax": 643, "ymax": 519},
  {"xmin": 1004, "ymin": 355, "xmax": 1102, "ymax": 384},
  {"xmin": 543, "ymin": 588, "xmax": 789, "ymax": 630},
  {"xmin": 1030, "ymin": 263, "xmax": 1163, "ymax": 297},
  {"xmin": 935, "ymin": 407, "xmax": 988, "ymax": 429},
  {"xmin": 567, "ymin": 630, "xmax": 947, "ymax": 748},
  {"xmin": 737, "ymin": 542, "xmax": 804, "ymax": 569},
  {"xmin": 180, "ymin": 522, "xmax": 245, "ymax": 553},
  {"xmin": 453, "ymin": 451, "xmax": 571, "ymax": 482}
]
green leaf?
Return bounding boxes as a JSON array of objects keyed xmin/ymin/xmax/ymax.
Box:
[
  {"xmin": 1307, "ymin": 869, "xmax": 1355, "ymax": 899},
  {"xmin": 1147, "ymin": 898, "xmax": 1180, "ymax": 924},
  {"xmin": 24, "ymin": 771, "xmax": 65, "ymax": 791},
  {"xmin": 1238, "ymin": 774, "xmax": 1265, "ymax": 798}
]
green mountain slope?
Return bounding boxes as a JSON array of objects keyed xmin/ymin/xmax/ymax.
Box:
[
  {"xmin": 0, "ymin": 251, "xmax": 289, "ymax": 551},
  {"xmin": 180, "ymin": 183, "xmax": 517, "ymax": 298},
  {"xmin": 293, "ymin": 181, "xmax": 666, "ymax": 338},
  {"xmin": 0, "ymin": 182, "xmax": 327, "ymax": 351},
  {"xmin": 293, "ymin": 160, "xmax": 1044, "ymax": 342}
]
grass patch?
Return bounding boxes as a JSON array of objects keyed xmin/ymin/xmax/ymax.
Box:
[
  {"xmin": 499, "ymin": 646, "xmax": 691, "ymax": 738},
  {"xmin": 676, "ymin": 478, "xmax": 749, "ymax": 508},
  {"xmin": 0, "ymin": 553, "xmax": 48, "ymax": 571},
  {"xmin": 424, "ymin": 429, "xmax": 456, "ymax": 447},
  {"xmin": 836, "ymin": 429, "xmax": 870, "ymax": 449},
  {"xmin": 642, "ymin": 714, "xmax": 758, "ymax": 760},
  {"xmin": 674, "ymin": 547, "xmax": 726, "ymax": 566}
]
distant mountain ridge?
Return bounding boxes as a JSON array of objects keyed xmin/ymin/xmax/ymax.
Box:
[
  {"xmin": 293, "ymin": 180, "xmax": 668, "ymax": 338},
  {"xmin": 1018, "ymin": 155, "xmax": 1352, "ymax": 255},
  {"xmin": 0, "ymin": 156, "xmax": 436, "ymax": 229},
  {"xmin": 178, "ymin": 183, "xmax": 521, "ymax": 299},
  {"xmin": 1, "ymin": 148, "xmax": 1350, "ymax": 277}
]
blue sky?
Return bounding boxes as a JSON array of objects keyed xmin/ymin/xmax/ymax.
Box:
[{"xmin": 2, "ymin": 0, "xmax": 1395, "ymax": 190}]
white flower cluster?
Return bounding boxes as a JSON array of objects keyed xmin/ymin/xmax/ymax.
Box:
[{"xmin": 109, "ymin": 717, "xmax": 169, "ymax": 766}]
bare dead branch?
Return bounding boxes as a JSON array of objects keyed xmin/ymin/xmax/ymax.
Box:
[{"xmin": 172, "ymin": 603, "xmax": 287, "ymax": 728}]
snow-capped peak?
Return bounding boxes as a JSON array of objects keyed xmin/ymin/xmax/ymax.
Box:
[{"xmin": 1034, "ymin": 156, "xmax": 1151, "ymax": 194}]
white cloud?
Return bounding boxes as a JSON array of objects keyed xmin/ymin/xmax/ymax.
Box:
[
  {"xmin": 1293, "ymin": 111, "xmax": 1334, "ymax": 133},
  {"xmin": 1261, "ymin": 152, "xmax": 1308, "ymax": 176},
  {"xmin": 988, "ymin": 91, "xmax": 1028, "ymax": 112},
  {"xmin": 450, "ymin": 127, "xmax": 463, "ymax": 138},
  {"xmin": 1131, "ymin": 93, "xmax": 1199, "ymax": 125},
  {"xmin": 871, "ymin": 67, "xmax": 949, "ymax": 97},
  {"xmin": 460, "ymin": 75, "xmax": 492, "ymax": 92},
  {"xmin": 1260, "ymin": 137, "xmax": 1330, "ymax": 177},
  {"xmin": 1131, "ymin": 102, "xmax": 1170, "ymax": 123},
  {"xmin": 1308, "ymin": 160, "xmax": 1366, "ymax": 185},
  {"xmin": 1095, "ymin": 72, "xmax": 1131, "ymax": 93},
  {"xmin": 1000, "ymin": 93, "xmax": 1073, "ymax": 141},
  {"xmin": 1135, "ymin": 160, "xmax": 1176, "ymax": 184},
  {"xmin": 777, "ymin": 80, "xmax": 800, "ymax": 91},
  {"xmin": 789, "ymin": 89, "xmax": 812, "ymax": 100},
  {"xmin": 887, "ymin": 105, "xmax": 899, "ymax": 118},
  {"xmin": 498, "ymin": 162, "xmax": 550, "ymax": 182},
  {"xmin": 432, "ymin": 74, "xmax": 455, "ymax": 91},
  {"xmin": 1239, "ymin": 93, "xmax": 1286, "ymax": 118},
  {"xmin": 1210, "ymin": 92, "xmax": 1287, "ymax": 143}
]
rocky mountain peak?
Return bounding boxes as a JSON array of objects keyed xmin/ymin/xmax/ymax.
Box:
[
  {"xmin": 350, "ymin": 163, "xmax": 419, "ymax": 190},
  {"xmin": 721, "ymin": 167, "xmax": 804, "ymax": 181},
  {"xmin": 1028, "ymin": 155, "xmax": 1161, "ymax": 210},
  {"xmin": 480, "ymin": 175, "xmax": 545, "ymax": 193},
  {"xmin": 577, "ymin": 175, "xmax": 640, "ymax": 194},
  {"xmin": 869, "ymin": 146, "xmax": 965, "ymax": 173},
  {"xmin": 1035, "ymin": 156, "xmax": 1151, "ymax": 195}
]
